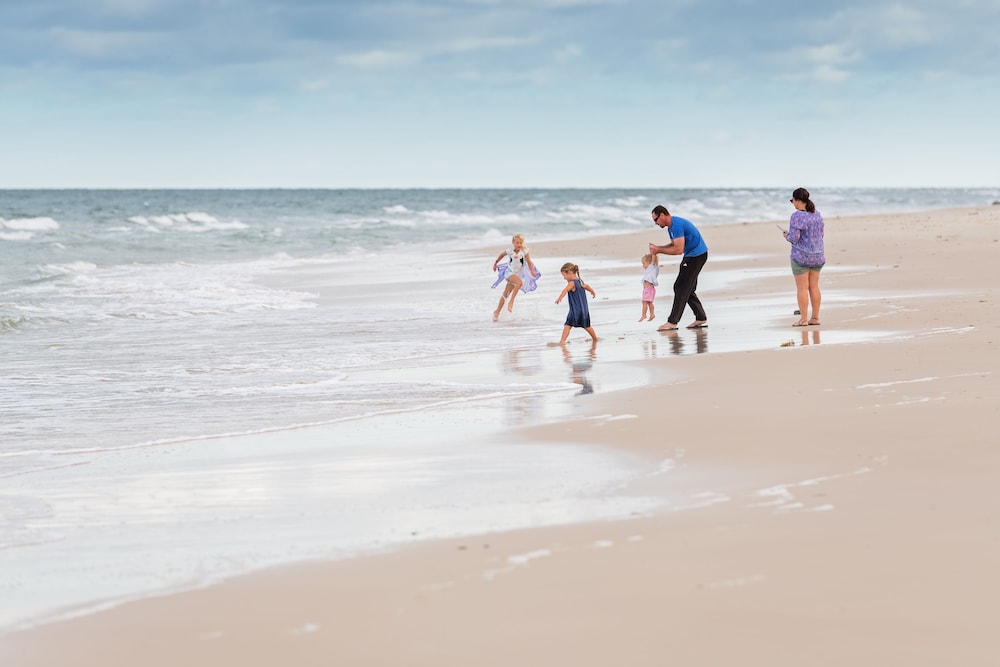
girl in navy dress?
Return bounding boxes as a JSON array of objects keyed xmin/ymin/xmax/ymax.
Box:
[{"xmin": 554, "ymin": 262, "xmax": 598, "ymax": 344}]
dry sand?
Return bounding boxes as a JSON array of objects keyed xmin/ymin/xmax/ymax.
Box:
[{"xmin": 3, "ymin": 205, "xmax": 999, "ymax": 666}]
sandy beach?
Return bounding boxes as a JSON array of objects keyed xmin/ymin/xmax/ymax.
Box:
[{"xmin": 3, "ymin": 204, "xmax": 998, "ymax": 666}]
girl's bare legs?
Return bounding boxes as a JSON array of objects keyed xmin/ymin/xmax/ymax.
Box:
[
  {"xmin": 647, "ymin": 301, "xmax": 654, "ymax": 321},
  {"xmin": 807, "ymin": 270, "xmax": 822, "ymax": 324},
  {"xmin": 793, "ymin": 272, "xmax": 810, "ymax": 326},
  {"xmin": 560, "ymin": 326, "xmax": 598, "ymax": 343},
  {"xmin": 505, "ymin": 275, "xmax": 523, "ymax": 312},
  {"xmin": 639, "ymin": 301, "xmax": 649, "ymax": 322},
  {"xmin": 493, "ymin": 283, "xmax": 516, "ymax": 321}
]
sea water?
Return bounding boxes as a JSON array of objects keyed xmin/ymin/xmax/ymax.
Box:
[
  {"xmin": 1, "ymin": 187, "xmax": 996, "ymax": 630},
  {"xmin": 4, "ymin": 187, "xmax": 994, "ymax": 459}
]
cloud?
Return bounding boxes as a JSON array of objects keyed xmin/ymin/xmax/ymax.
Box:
[
  {"xmin": 335, "ymin": 49, "xmax": 418, "ymax": 69},
  {"xmin": 1, "ymin": 0, "xmax": 998, "ymax": 188},
  {"xmin": 838, "ymin": 3, "xmax": 935, "ymax": 50},
  {"xmin": 812, "ymin": 65, "xmax": 850, "ymax": 84},
  {"xmin": 2, "ymin": 0, "xmax": 994, "ymax": 88}
]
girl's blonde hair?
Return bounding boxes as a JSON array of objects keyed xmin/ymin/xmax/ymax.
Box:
[
  {"xmin": 511, "ymin": 233, "xmax": 525, "ymax": 244},
  {"xmin": 642, "ymin": 253, "xmax": 658, "ymax": 266}
]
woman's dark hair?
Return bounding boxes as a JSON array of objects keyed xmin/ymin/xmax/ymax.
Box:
[{"xmin": 792, "ymin": 187, "xmax": 816, "ymax": 213}]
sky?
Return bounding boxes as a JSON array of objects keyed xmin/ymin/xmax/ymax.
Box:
[{"xmin": 1, "ymin": 0, "xmax": 998, "ymax": 188}]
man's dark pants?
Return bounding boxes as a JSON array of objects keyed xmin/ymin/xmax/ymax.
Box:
[{"xmin": 668, "ymin": 252, "xmax": 708, "ymax": 324}]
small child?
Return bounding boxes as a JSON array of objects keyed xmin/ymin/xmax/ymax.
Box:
[
  {"xmin": 491, "ymin": 233, "xmax": 540, "ymax": 321},
  {"xmin": 639, "ymin": 252, "xmax": 659, "ymax": 322},
  {"xmin": 554, "ymin": 262, "xmax": 598, "ymax": 344}
]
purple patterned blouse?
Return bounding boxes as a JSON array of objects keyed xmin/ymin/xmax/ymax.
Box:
[{"xmin": 786, "ymin": 210, "xmax": 825, "ymax": 267}]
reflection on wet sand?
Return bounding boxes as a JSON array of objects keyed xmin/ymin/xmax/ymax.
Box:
[
  {"xmin": 562, "ymin": 341, "xmax": 597, "ymax": 395},
  {"xmin": 500, "ymin": 348, "xmax": 546, "ymax": 422},
  {"xmin": 646, "ymin": 328, "xmax": 709, "ymax": 356},
  {"xmin": 501, "ymin": 348, "xmax": 542, "ymax": 376},
  {"xmin": 800, "ymin": 329, "xmax": 822, "ymax": 346}
]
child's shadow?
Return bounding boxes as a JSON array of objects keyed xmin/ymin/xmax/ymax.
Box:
[{"xmin": 561, "ymin": 341, "xmax": 597, "ymax": 395}]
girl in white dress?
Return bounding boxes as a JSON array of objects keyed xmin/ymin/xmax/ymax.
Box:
[{"xmin": 491, "ymin": 233, "xmax": 540, "ymax": 321}]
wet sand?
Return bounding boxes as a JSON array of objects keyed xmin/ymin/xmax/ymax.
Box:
[{"xmin": 3, "ymin": 205, "xmax": 999, "ymax": 666}]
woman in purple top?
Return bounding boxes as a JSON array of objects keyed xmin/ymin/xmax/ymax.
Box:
[{"xmin": 783, "ymin": 187, "xmax": 825, "ymax": 327}]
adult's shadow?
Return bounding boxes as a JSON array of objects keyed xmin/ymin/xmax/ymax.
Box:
[{"xmin": 657, "ymin": 328, "xmax": 709, "ymax": 356}]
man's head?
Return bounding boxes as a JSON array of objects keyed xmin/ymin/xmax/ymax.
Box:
[{"xmin": 651, "ymin": 205, "xmax": 671, "ymax": 228}]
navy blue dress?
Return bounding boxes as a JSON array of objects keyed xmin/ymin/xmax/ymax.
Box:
[{"xmin": 564, "ymin": 279, "xmax": 591, "ymax": 328}]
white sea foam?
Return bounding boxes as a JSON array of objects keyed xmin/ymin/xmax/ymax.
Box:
[
  {"xmin": 128, "ymin": 212, "xmax": 248, "ymax": 232},
  {"xmin": 0, "ymin": 216, "xmax": 60, "ymax": 231}
]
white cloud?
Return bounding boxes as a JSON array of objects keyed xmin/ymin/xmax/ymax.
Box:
[
  {"xmin": 95, "ymin": 0, "xmax": 162, "ymax": 13},
  {"xmin": 437, "ymin": 36, "xmax": 531, "ymax": 54},
  {"xmin": 49, "ymin": 27, "xmax": 147, "ymax": 58},
  {"xmin": 335, "ymin": 49, "xmax": 418, "ymax": 69},
  {"xmin": 813, "ymin": 65, "xmax": 850, "ymax": 84},
  {"xmin": 876, "ymin": 4, "xmax": 935, "ymax": 48},
  {"xmin": 299, "ymin": 78, "xmax": 329, "ymax": 93},
  {"xmin": 553, "ymin": 44, "xmax": 582, "ymax": 62},
  {"xmin": 804, "ymin": 44, "xmax": 860, "ymax": 67},
  {"xmin": 2, "ymin": 0, "xmax": 998, "ymax": 187},
  {"xmin": 830, "ymin": 3, "xmax": 937, "ymax": 53}
]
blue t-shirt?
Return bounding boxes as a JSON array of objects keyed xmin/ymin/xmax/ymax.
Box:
[{"xmin": 669, "ymin": 216, "xmax": 708, "ymax": 257}]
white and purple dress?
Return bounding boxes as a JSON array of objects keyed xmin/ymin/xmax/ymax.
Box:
[{"xmin": 491, "ymin": 247, "xmax": 540, "ymax": 293}]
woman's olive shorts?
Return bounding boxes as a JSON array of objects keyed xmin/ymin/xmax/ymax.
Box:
[{"xmin": 791, "ymin": 259, "xmax": 824, "ymax": 275}]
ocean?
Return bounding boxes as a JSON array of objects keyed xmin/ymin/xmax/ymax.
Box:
[{"xmin": 1, "ymin": 187, "xmax": 996, "ymax": 630}]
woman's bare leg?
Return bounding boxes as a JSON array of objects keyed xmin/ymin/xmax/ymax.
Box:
[
  {"xmin": 793, "ymin": 273, "xmax": 810, "ymax": 325},
  {"xmin": 807, "ymin": 270, "xmax": 822, "ymax": 324}
]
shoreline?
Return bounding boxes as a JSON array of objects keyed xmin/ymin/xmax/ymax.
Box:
[{"xmin": 3, "ymin": 205, "xmax": 998, "ymax": 666}]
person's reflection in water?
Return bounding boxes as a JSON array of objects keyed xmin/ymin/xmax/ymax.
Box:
[
  {"xmin": 658, "ymin": 328, "xmax": 709, "ymax": 356},
  {"xmin": 501, "ymin": 349, "xmax": 544, "ymax": 422},
  {"xmin": 561, "ymin": 341, "xmax": 596, "ymax": 395},
  {"xmin": 502, "ymin": 348, "xmax": 541, "ymax": 376},
  {"xmin": 800, "ymin": 329, "xmax": 821, "ymax": 346},
  {"xmin": 642, "ymin": 339, "xmax": 658, "ymax": 359},
  {"xmin": 662, "ymin": 329, "xmax": 685, "ymax": 355},
  {"xmin": 694, "ymin": 328, "xmax": 708, "ymax": 354}
]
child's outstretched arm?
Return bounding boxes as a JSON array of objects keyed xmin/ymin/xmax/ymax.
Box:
[
  {"xmin": 583, "ymin": 282, "xmax": 596, "ymax": 298},
  {"xmin": 492, "ymin": 251, "xmax": 507, "ymax": 270},
  {"xmin": 525, "ymin": 252, "xmax": 539, "ymax": 277},
  {"xmin": 555, "ymin": 283, "xmax": 572, "ymax": 304}
]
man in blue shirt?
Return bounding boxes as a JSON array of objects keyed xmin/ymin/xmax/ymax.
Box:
[{"xmin": 649, "ymin": 205, "xmax": 708, "ymax": 331}]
